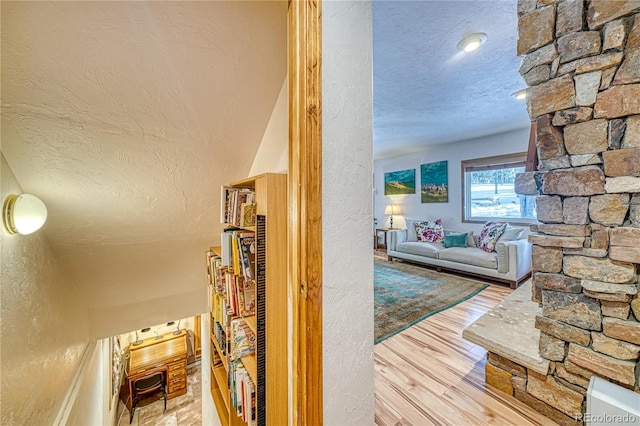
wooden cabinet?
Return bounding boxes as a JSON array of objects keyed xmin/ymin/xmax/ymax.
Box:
[
  {"xmin": 207, "ymin": 173, "xmax": 287, "ymax": 426},
  {"xmin": 127, "ymin": 330, "xmax": 188, "ymax": 402},
  {"xmin": 166, "ymin": 358, "xmax": 187, "ymax": 397}
]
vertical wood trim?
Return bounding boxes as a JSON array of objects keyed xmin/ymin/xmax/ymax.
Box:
[
  {"xmin": 193, "ymin": 314, "xmax": 201, "ymax": 359},
  {"xmin": 288, "ymin": 1, "xmax": 323, "ymax": 425},
  {"xmin": 525, "ymin": 121, "xmax": 538, "ymax": 172}
]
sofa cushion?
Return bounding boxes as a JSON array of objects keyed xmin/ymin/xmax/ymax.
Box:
[
  {"xmin": 443, "ymin": 233, "xmax": 468, "ymax": 248},
  {"xmin": 415, "ymin": 219, "xmax": 444, "ymax": 243},
  {"xmin": 445, "ymin": 229, "xmax": 475, "ymax": 247},
  {"xmin": 478, "ymin": 221, "xmax": 507, "ymax": 253},
  {"xmin": 396, "ymin": 242, "xmax": 442, "ymax": 258},
  {"xmin": 405, "ymin": 218, "xmax": 419, "ymax": 242},
  {"xmin": 439, "ymin": 247, "xmax": 498, "ymax": 269}
]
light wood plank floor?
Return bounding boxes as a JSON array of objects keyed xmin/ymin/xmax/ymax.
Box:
[{"xmin": 374, "ymin": 262, "xmax": 558, "ymax": 426}]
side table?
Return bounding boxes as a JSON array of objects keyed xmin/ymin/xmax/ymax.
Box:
[{"xmin": 375, "ymin": 228, "xmax": 392, "ymax": 250}]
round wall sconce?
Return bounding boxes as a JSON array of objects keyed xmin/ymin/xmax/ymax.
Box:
[
  {"xmin": 3, "ymin": 193, "xmax": 48, "ymax": 235},
  {"xmin": 457, "ymin": 33, "xmax": 488, "ymax": 53}
]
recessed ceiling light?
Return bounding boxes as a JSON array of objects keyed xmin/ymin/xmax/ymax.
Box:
[
  {"xmin": 512, "ymin": 89, "xmax": 528, "ymax": 100},
  {"xmin": 457, "ymin": 33, "xmax": 487, "ymax": 53}
]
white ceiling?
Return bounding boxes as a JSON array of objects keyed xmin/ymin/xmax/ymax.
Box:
[
  {"xmin": 1, "ymin": 1, "xmax": 528, "ymax": 336},
  {"xmin": 1, "ymin": 1, "xmax": 287, "ymax": 336},
  {"xmin": 373, "ymin": 0, "xmax": 531, "ymax": 159}
]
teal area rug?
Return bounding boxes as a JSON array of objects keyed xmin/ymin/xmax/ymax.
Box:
[{"xmin": 375, "ymin": 259, "xmax": 488, "ymax": 344}]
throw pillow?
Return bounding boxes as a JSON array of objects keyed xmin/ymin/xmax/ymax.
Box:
[
  {"xmin": 443, "ymin": 232, "xmax": 468, "ymax": 248},
  {"xmin": 498, "ymin": 226, "xmax": 524, "ymax": 242},
  {"xmin": 466, "ymin": 231, "xmax": 476, "ymax": 247},
  {"xmin": 478, "ymin": 221, "xmax": 507, "ymax": 252},
  {"xmin": 415, "ymin": 219, "xmax": 445, "ymax": 243}
]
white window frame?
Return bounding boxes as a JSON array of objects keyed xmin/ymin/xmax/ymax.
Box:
[{"xmin": 461, "ymin": 152, "xmax": 536, "ymax": 225}]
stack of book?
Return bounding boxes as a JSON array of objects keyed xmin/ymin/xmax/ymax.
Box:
[
  {"xmin": 220, "ymin": 230, "xmax": 257, "ymax": 317},
  {"xmin": 206, "ymin": 250, "xmax": 221, "ymax": 286},
  {"xmin": 230, "ymin": 360, "xmax": 256, "ymax": 425},
  {"xmin": 230, "ymin": 317, "xmax": 256, "ymax": 424},
  {"xmin": 221, "ymin": 186, "xmax": 256, "ymax": 227}
]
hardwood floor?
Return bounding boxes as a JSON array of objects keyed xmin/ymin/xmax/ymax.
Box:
[{"xmin": 374, "ymin": 259, "xmax": 558, "ymax": 426}]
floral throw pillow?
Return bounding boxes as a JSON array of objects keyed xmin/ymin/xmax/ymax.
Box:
[
  {"xmin": 415, "ymin": 219, "xmax": 445, "ymax": 243},
  {"xmin": 478, "ymin": 221, "xmax": 508, "ymax": 252}
]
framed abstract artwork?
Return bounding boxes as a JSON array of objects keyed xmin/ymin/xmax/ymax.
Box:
[
  {"xmin": 384, "ymin": 169, "xmax": 416, "ymax": 195},
  {"xmin": 420, "ymin": 161, "xmax": 448, "ymax": 203}
]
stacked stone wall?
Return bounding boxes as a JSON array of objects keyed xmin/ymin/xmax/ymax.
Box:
[
  {"xmin": 512, "ymin": 0, "xmax": 640, "ymax": 423},
  {"xmin": 485, "ymin": 352, "xmax": 585, "ymax": 425}
]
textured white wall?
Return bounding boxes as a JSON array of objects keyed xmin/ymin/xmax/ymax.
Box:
[
  {"xmin": 322, "ymin": 1, "xmax": 374, "ymax": 424},
  {"xmin": 374, "ymin": 128, "xmax": 530, "ymax": 235},
  {"xmin": 1, "ymin": 154, "xmax": 90, "ymax": 425},
  {"xmin": 89, "ymin": 278, "xmax": 206, "ymax": 340},
  {"xmin": 64, "ymin": 342, "xmax": 104, "ymax": 426},
  {"xmin": 200, "ymin": 315, "xmax": 221, "ymax": 426},
  {"xmin": 249, "ymin": 78, "xmax": 289, "ymax": 177}
]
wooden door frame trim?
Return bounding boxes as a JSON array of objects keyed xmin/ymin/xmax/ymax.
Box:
[{"xmin": 288, "ymin": 1, "xmax": 323, "ymax": 425}]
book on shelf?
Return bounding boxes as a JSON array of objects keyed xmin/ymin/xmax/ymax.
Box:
[
  {"xmin": 230, "ymin": 360, "xmax": 256, "ymax": 425},
  {"xmin": 214, "ymin": 264, "xmax": 229, "ymax": 295},
  {"xmin": 212, "ymin": 293, "xmax": 227, "ymax": 327},
  {"xmin": 232, "ymin": 233, "xmax": 241, "ymax": 275},
  {"xmin": 235, "ymin": 277, "xmax": 246, "ymax": 319},
  {"xmin": 213, "ymin": 321, "xmax": 227, "ymax": 356},
  {"xmin": 220, "ymin": 186, "xmax": 231, "ymax": 224},
  {"xmin": 230, "ymin": 317, "xmax": 255, "ymax": 361},
  {"xmin": 226, "ymin": 273, "xmax": 239, "ymax": 316},
  {"xmin": 206, "ymin": 250, "xmax": 213, "ymax": 285},
  {"xmin": 238, "ymin": 233, "xmax": 256, "ymax": 282},
  {"xmin": 222, "ymin": 273, "xmax": 256, "ymax": 318},
  {"xmin": 241, "ymin": 202, "xmax": 256, "ymax": 228},
  {"xmin": 241, "ymin": 279, "xmax": 256, "ymax": 317},
  {"xmin": 244, "ymin": 375, "xmax": 256, "ymax": 426}
]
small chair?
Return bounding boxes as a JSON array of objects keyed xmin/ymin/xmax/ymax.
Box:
[{"xmin": 129, "ymin": 371, "xmax": 167, "ymax": 424}]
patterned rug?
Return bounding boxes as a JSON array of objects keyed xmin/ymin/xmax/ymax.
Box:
[{"xmin": 375, "ymin": 259, "xmax": 489, "ymax": 344}]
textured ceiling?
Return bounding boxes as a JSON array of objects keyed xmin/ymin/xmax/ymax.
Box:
[
  {"xmin": 373, "ymin": 0, "xmax": 531, "ymax": 158},
  {"xmin": 1, "ymin": 1, "xmax": 287, "ymax": 333},
  {"xmin": 2, "ymin": 0, "xmax": 528, "ymax": 335}
]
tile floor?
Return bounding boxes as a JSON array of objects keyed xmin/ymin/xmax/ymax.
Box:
[{"xmin": 117, "ymin": 362, "xmax": 202, "ymax": 426}]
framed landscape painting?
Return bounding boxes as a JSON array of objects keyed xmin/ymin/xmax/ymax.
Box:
[
  {"xmin": 384, "ymin": 169, "xmax": 416, "ymax": 195},
  {"xmin": 420, "ymin": 161, "xmax": 448, "ymax": 203}
]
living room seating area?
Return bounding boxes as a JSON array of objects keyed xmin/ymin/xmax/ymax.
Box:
[{"xmin": 387, "ymin": 219, "xmax": 533, "ymax": 288}]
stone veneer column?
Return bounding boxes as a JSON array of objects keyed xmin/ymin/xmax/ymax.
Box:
[{"xmin": 514, "ymin": 0, "xmax": 640, "ymax": 423}]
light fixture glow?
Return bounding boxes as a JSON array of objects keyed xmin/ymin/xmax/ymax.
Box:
[
  {"xmin": 3, "ymin": 194, "xmax": 48, "ymax": 235},
  {"xmin": 457, "ymin": 33, "xmax": 488, "ymax": 53},
  {"xmin": 384, "ymin": 204, "xmax": 402, "ymax": 229},
  {"xmin": 513, "ymin": 89, "xmax": 528, "ymax": 100}
]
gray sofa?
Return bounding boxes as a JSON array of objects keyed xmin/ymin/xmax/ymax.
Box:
[{"xmin": 386, "ymin": 227, "xmax": 532, "ymax": 288}]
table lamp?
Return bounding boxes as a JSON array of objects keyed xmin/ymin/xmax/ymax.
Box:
[{"xmin": 384, "ymin": 204, "xmax": 401, "ymax": 229}]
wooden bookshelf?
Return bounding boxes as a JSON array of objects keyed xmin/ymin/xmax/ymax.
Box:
[
  {"xmin": 241, "ymin": 353, "xmax": 257, "ymax": 384},
  {"xmin": 244, "ymin": 316, "xmax": 257, "ymax": 335},
  {"xmin": 208, "ymin": 173, "xmax": 288, "ymax": 426}
]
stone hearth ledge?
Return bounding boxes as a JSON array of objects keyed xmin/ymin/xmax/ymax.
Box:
[{"xmin": 462, "ymin": 281, "xmax": 550, "ymax": 375}]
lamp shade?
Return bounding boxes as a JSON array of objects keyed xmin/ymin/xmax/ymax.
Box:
[
  {"xmin": 3, "ymin": 194, "xmax": 48, "ymax": 235},
  {"xmin": 384, "ymin": 204, "xmax": 401, "ymax": 215}
]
